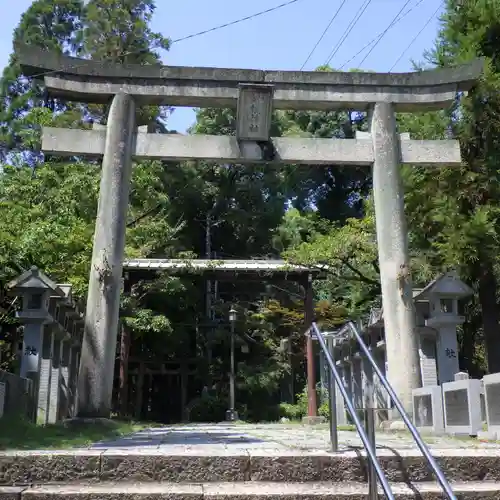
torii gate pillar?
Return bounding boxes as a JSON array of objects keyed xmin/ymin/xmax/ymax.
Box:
[
  {"xmin": 77, "ymin": 94, "xmax": 136, "ymax": 417},
  {"xmin": 370, "ymin": 102, "xmax": 421, "ymax": 414}
]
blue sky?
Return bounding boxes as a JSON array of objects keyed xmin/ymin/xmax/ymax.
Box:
[{"xmin": 0, "ymin": 0, "xmax": 443, "ymax": 132}]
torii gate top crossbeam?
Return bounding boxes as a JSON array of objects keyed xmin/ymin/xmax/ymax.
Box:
[{"xmin": 18, "ymin": 45, "xmax": 483, "ymax": 112}]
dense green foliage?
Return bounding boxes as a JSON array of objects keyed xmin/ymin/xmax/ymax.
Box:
[
  {"xmin": 287, "ymin": 0, "xmax": 500, "ymax": 377},
  {"xmin": 1, "ymin": 0, "xmax": 500, "ymax": 420}
]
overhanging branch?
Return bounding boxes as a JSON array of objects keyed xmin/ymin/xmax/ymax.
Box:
[{"xmin": 340, "ymin": 258, "xmax": 379, "ymax": 286}]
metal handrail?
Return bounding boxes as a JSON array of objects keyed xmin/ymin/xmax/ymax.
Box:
[
  {"xmin": 311, "ymin": 323, "xmax": 394, "ymax": 500},
  {"xmin": 345, "ymin": 321, "xmax": 456, "ymax": 499},
  {"xmin": 322, "ymin": 320, "xmax": 456, "ymax": 500}
]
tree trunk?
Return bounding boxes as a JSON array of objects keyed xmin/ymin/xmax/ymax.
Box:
[
  {"xmin": 205, "ymin": 213, "xmax": 215, "ymax": 388},
  {"xmin": 460, "ymin": 320, "xmax": 477, "ymax": 375},
  {"xmin": 118, "ymin": 323, "xmax": 131, "ymax": 417},
  {"xmin": 478, "ymin": 259, "xmax": 500, "ymax": 373},
  {"xmin": 135, "ymin": 361, "xmax": 145, "ymax": 420},
  {"xmin": 180, "ymin": 363, "xmax": 188, "ymax": 422}
]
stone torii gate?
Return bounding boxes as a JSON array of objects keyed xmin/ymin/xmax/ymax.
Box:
[{"xmin": 18, "ymin": 45, "xmax": 482, "ymax": 418}]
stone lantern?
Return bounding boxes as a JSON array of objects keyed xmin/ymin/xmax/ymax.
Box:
[
  {"xmin": 7, "ymin": 267, "xmax": 66, "ymax": 422},
  {"xmin": 413, "ymin": 271, "xmax": 473, "ymax": 384},
  {"xmin": 7, "ymin": 267, "xmax": 65, "ymax": 377}
]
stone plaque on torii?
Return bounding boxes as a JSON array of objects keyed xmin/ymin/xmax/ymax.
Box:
[{"xmin": 18, "ymin": 45, "xmax": 482, "ymax": 418}]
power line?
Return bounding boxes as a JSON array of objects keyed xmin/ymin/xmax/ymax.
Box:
[
  {"xmin": 388, "ymin": 2, "xmax": 443, "ymax": 72},
  {"xmin": 171, "ymin": 0, "xmax": 302, "ymax": 44},
  {"xmin": 27, "ymin": 0, "xmax": 303, "ymax": 80},
  {"xmin": 338, "ymin": 0, "xmax": 426, "ymax": 70},
  {"xmin": 324, "ymin": 0, "xmax": 373, "ymax": 67},
  {"xmin": 300, "ymin": 0, "xmax": 348, "ymax": 70},
  {"xmin": 357, "ymin": 0, "xmax": 414, "ymax": 67}
]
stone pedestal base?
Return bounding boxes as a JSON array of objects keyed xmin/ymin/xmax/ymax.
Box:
[
  {"xmin": 225, "ymin": 410, "xmax": 239, "ymax": 422},
  {"xmin": 388, "ymin": 420, "xmax": 407, "ymax": 431},
  {"xmin": 302, "ymin": 415, "xmax": 326, "ymax": 425},
  {"xmin": 380, "ymin": 419, "xmax": 407, "ymax": 431},
  {"xmin": 477, "ymin": 430, "xmax": 496, "ymax": 441}
]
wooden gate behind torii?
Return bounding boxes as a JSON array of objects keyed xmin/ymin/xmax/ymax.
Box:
[{"xmin": 18, "ymin": 45, "xmax": 482, "ymax": 418}]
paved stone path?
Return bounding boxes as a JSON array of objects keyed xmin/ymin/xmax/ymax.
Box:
[{"xmin": 89, "ymin": 423, "xmax": 500, "ymax": 452}]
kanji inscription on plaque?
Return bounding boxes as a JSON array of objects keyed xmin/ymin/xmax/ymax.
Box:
[{"xmin": 236, "ymin": 84, "xmax": 274, "ymax": 141}]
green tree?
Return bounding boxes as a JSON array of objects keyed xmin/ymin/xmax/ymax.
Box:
[
  {"xmin": 0, "ymin": 0, "xmax": 83, "ymax": 161},
  {"xmin": 80, "ymin": 0, "xmax": 170, "ymax": 127},
  {"xmin": 404, "ymin": 0, "xmax": 500, "ymax": 373}
]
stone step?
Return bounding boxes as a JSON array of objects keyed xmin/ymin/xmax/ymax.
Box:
[
  {"xmin": 2, "ymin": 481, "xmax": 500, "ymax": 500},
  {"xmin": 1, "ymin": 449, "xmax": 499, "ymax": 485}
]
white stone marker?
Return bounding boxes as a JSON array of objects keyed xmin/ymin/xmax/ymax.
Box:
[
  {"xmin": 412, "ymin": 385, "xmax": 444, "ymax": 434},
  {"xmin": 442, "ymin": 378, "xmax": 482, "ymax": 436},
  {"xmin": 483, "ymin": 372, "xmax": 500, "ymax": 438}
]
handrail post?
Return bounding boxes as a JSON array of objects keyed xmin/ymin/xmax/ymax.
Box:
[
  {"xmin": 364, "ymin": 355, "xmax": 377, "ymax": 500},
  {"xmin": 365, "ymin": 408, "xmax": 377, "ymax": 499},
  {"xmin": 324, "ymin": 335, "xmax": 338, "ymax": 451},
  {"xmin": 312, "ymin": 323, "xmax": 394, "ymax": 500},
  {"xmin": 327, "ymin": 359, "xmax": 338, "ymax": 451},
  {"xmin": 346, "ymin": 321, "xmax": 456, "ymax": 500}
]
